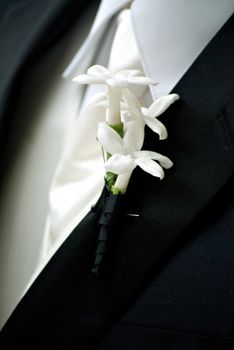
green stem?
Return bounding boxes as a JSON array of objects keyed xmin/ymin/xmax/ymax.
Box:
[{"xmin": 104, "ymin": 123, "xmax": 124, "ymax": 192}]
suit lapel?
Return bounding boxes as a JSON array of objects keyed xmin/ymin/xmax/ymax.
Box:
[{"xmin": 1, "ymin": 13, "xmax": 234, "ymax": 350}]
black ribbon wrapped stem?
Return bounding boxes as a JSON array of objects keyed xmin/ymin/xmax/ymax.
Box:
[{"xmin": 91, "ymin": 193, "xmax": 121, "ymax": 276}]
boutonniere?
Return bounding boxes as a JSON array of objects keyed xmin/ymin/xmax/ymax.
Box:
[{"xmin": 73, "ymin": 65, "xmax": 179, "ymax": 275}]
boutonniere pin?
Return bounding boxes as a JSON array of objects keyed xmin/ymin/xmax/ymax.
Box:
[{"xmin": 73, "ymin": 65, "xmax": 179, "ymax": 275}]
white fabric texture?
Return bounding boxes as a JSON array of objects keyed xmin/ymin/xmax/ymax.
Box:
[
  {"xmin": 131, "ymin": 0, "xmax": 234, "ymax": 98},
  {"xmin": 63, "ymin": 0, "xmax": 132, "ymax": 78}
]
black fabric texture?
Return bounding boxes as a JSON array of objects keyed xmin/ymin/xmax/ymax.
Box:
[{"xmin": 0, "ymin": 0, "xmax": 96, "ymax": 186}]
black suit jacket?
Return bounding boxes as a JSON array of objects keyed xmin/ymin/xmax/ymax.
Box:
[{"xmin": 0, "ymin": 1, "xmax": 234, "ymax": 349}]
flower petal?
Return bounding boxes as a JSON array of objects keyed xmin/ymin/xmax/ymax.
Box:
[
  {"xmin": 106, "ymin": 78, "xmax": 129, "ymax": 88},
  {"xmin": 134, "ymin": 151, "xmax": 173, "ymax": 169},
  {"xmin": 105, "ymin": 154, "xmax": 136, "ymax": 174},
  {"xmin": 95, "ymin": 100, "xmax": 108, "ymax": 108},
  {"xmin": 122, "ymin": 88, "xmax": 141, "ymax": 107},
  {"xmin": 123, "ymin": 120, "xmax": 145, "ymax": 154},
  {"xmin": 93, "ymin": 92, "xmax": 108, "ymax": 107},
  {"xmin": 134, "ymin": 158, "xmax": 165, "ymax": 179},
  {"xmin": 97, "ymin": 122, "xmax": 123, "ymax": 155},
  {"xmin": 122, "ymin": 89, "xmax": 142, "ymax": 122},
  {"xmin": 87, "ymin": 65, "xmax": 113, "ymax": 78},
  {"xmin": 126, "ymin": 76, "xmax": 158, "ymax": 86},
  {"xmin": 116, "ymin": 69, "xmax": 143, "ymax": 78},
  {"xmin": 92, "ymin": 92, "xmax": 107, "ymax": 102},
  {"xmin": 72, "ymin": 75, "xmax": 106, "ymax": 84},
  {"xmin": 143, "ymin": 115, "xmax": 168, "ymax": 140},
  {"xmin": 121, "ymin": 111, "xmax": 132, "ymax": 123},
  {"xmin": 144, "ymin": 94, "xmax": 179, "ymax": 118}
]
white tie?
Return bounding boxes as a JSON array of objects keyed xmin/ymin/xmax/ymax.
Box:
[{"xmin": 63, "ymin": 0, "xmax": 132, "ymax": 78}]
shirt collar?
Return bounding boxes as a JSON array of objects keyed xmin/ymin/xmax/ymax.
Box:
[{"xmin": 131, "ymin": 0, "xmax": 234, "ymax": 98}]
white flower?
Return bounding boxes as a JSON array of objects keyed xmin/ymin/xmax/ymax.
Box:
[
  {"xmin": 122, "ymin": 89, "xmax": 179, "ymax": 140},
  {"xmin": 141, "ymin": 94, "xmax": 179, "ymax": 139},
  {"xmin": 97, "ymin": 121, "xmax": 173, "ymax": 180},
  {"xmin": 94, "ymin": 90, "xmax": 179, "ymax": 141},
  {"xmin": 72, "ymin": 65, "xmax": 157, "ymax": 88},
  {"xmin": 73, "ymin": 65, "xmax": 158, "ymax": 125}
]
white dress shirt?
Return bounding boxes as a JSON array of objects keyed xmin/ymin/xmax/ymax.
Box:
[{"xmin": 0, "ymin": 0, "xmax": 233, "ymax": 329}]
